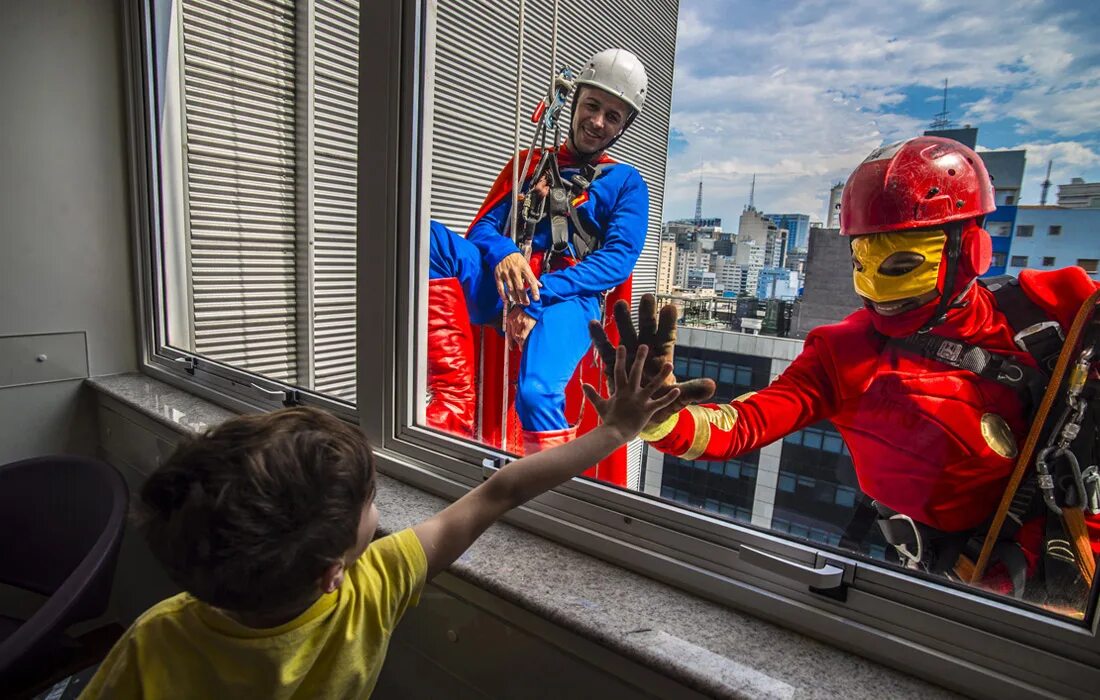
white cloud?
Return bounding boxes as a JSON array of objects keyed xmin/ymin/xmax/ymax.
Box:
[
  {"xmin": 661, "ymin": 0, "xmax": 1100, "ymax": 223},
  {"xmin": 982, "ymin": 141, "xmax": 1100, "ymax": 203}
]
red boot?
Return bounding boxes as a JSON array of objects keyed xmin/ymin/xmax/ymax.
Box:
[
  {"xmin": 521, "ymin": 426, "xmax": 577, "ymax": 455},
  {"xmin": 426, "ymin": 278, "xmax": 477, "ymax": 438}
]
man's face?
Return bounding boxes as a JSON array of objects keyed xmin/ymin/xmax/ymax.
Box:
[
  {"xmin": 570, "ymin": 87, "xmax": 631, "ymax": 154},
  {"xmin": 851, "ymin": 229, "xmax": 946, "ymax": 316}
]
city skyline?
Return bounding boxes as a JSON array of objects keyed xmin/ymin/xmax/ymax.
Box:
[{"xmin": 660, "ymin": 0, "xmax": 1100, "ymax": 226}]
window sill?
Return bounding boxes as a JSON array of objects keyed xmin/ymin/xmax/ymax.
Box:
[{"xmin": 86, "ymin": 372, "xmax": 956, "ymax": 700}]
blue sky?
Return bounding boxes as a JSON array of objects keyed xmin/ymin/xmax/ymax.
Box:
[{"xmin": 662, "ymin": 0, "xmax": 1100, "ymax": 226}]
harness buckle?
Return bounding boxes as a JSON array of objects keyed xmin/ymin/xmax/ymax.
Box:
[
  {"xmin": 887, "ymin": 513, "xmax": 924, "ymax": 569},
  {"xmin": 1013, "ymin": 321, "xmax": 1063, "ymax": 353}
]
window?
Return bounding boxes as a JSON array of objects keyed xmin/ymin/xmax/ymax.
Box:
[
  {"xmin": 134, "ymin": 0, "xmax": 360, "ymax": 411},
  {"xmin": 1015, "ymin": 224, "xmax": 1034, "ymax": 237},
  {"xmin": 125, "ymin": 1, "xmax": 1100, "ymax": 696},
  {"xmin": 1042, "ymin": 256, "xmax": 1055, "ymax": 266},
  {"xmin": 991, "ymin": 251, "xmax": 1007, "ymax": 267},
  {"xmin": 1049, "ymin": 225, "xmax": 1063, "ymax": 236},
  {"xmin": 1010, "ymin": 255, "xmax": 1028, "ymax": 267},
  {"xmin": 989, "ymin": 222, "xmax": 1011, "ymax": 237},
  {"xmin": 1005, "ymin": 195, "xmax": 1015, "ymax": 205},
  {"xmin": 1078, "ymin": 259, "xmax": 1099, "ymax": 273}
]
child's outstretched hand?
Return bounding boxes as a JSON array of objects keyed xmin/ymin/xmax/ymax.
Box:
[{"xmin": 581, "ymin": 345, "xmax": 680, "ymax": 443}]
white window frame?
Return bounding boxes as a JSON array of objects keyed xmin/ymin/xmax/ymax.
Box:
[
  {"xmin": 123, "ymin": 1, "xmax": 1100, "ymax": 697},
  {"xmin": 124, "ymin": 0, "xmax": 357, "ymax": 421}
]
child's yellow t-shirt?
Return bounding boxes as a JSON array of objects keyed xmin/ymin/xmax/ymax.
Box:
[{"xmin": 81, "ymin": 528, "xmax": 427, "ymax": 699}]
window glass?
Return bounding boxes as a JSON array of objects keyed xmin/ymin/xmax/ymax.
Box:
[
  {"xmin": 1042, "ymin": 256, "xmax": 1055, "ymax": 266},
  {"xmin": 1078, "ymin": 259, "xmax": 1099, "ymax": 273},
  {"xmin": 152, "ymin": 0, "xmax": 360, "ymax": 404},
  {"xmin": 410, "ymin": 0, "xmax": 1100, "ymax": 625}
]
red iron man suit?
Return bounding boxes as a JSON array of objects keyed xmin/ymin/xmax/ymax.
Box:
[
  {"xmin": 640, "ymin": 137, "xmax": 1100, "ymax": 559},
  {"xmin": 644, "ymin": 266, "xmax": 1099, "ymax": 539}
]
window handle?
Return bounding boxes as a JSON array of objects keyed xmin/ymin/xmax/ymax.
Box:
[{"xmin": 738, "ymin": 545, "xmax": 844, "ymax": 590}]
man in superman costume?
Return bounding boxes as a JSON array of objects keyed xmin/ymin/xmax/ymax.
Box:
[
  {"xmin": 591, "ymin": 136, "xmax": 1100, "ymax": 604},
  {"xmin": 426, "ymin": 49, "xmax": 650, "ymax": 463}
]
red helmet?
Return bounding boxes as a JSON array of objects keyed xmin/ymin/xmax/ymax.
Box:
[{"xmin": 840, "ymin": 136, "xmax": 995, "ymax": 237}]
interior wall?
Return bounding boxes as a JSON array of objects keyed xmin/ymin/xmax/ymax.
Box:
[{"xmin": 0, "ymin": 0, "xmax": 137, "ymax": 462}]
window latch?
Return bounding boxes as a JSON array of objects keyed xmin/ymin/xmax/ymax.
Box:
[
  {"xmin": 174, "ymin": 356, "xmax": 198, "ymax": 375},
  {"xmin": 738, "ymin": 545, "xmax": 847, "ymax": 593},
  {"xmin": 249, "ymin": 383, "xmax": 301, "ymax": 407},
  {"xmin": 481, "ymin": 457, "xmax": 509, "ymax": 480}
]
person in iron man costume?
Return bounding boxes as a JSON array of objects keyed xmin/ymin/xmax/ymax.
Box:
[{"xmin": 591, "ymin": 136, "xmax": 1100, "ymax": 597}]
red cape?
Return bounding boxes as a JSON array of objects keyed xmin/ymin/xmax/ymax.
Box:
[{"xmin": 472, "ymin": 144, "xmax": 632, "ymax": 486}]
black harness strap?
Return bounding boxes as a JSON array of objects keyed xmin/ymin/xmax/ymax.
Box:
[
  {"xmin": 980, "ymin": 275, "xmax": 1065, "ymax": 372},
  {"xmin": 539, "ymin": 161, "xmax": 606, "ymax": 265},
  {"xmin": 887, "ymin": 332, "xmax": 1048, "ymax": 411}
]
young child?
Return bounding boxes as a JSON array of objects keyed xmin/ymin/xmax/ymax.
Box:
[{"xmin": 82, "ymin": 346, "xmax": 677, "ymax": 698}]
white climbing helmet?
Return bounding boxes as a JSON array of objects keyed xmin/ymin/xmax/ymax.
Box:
[{"xmin": 574, "ymin": 48, "xmax": 648, "ymax": 115}]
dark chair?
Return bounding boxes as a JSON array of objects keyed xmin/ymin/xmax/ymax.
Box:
[{"xmin": 0, "ymin": 456, "xmax": 128, "ymax": 685}]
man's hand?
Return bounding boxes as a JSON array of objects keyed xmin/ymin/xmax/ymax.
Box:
[
  {"xmin": 588, "ymin": 294, "xmax": 716, "ymax": 425},
  {"xmin": 495, "ymin": 253, "xmax": 541, "ymax": 306},
  {"xmin": 582, "ymin": 345, "xmax": 682, "ymax": 443},
  {"xmin": 505, "ymin": 305, "xmax": 536, "ymax": 349}
]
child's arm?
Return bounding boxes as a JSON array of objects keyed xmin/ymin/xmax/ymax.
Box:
[{"xmin": 413, "ymin": 346, "xmax": 679, "ymax": 581}]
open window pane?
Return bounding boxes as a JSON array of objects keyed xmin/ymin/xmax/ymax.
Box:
[{"xmin": 152, "ymin": 0, "xmax": 359, "ymax": 403}]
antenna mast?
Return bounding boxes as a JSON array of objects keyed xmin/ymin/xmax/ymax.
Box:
[
  {"xmin": 1040, "ymin": 160, "xmax": 1053, "ymax": 205},
  {"xmin": 930, "ymin": 78, "xmax": 952, "ymax": 129}
]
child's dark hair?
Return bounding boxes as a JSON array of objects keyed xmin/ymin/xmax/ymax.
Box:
[{"xmin": 137, "ymin": 406, "xmax": 376, "ymax": 614}]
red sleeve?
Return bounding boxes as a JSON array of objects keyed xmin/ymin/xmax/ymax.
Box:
[
  {"xmin": 1017, "ymin": 267, "xmax": 1100, "ymax": 330},
  {"xmin": 646, "ymin": 336, "xmax": 840, "ymax": 461}
]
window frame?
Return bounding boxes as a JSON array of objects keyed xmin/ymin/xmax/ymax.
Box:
[
  {"xmin": 122, "ymin": 1, "xmax": 1100, "ymax": 697},
  {"xmin": 1010, "ymin": 255, "xmax": 1029, "ymax": 267},
  {"xmin": 123, "ymin": 0, "xmax": 360, "ymax": 423}
]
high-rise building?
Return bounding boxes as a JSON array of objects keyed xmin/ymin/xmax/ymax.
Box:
[
  {"xmin": 1056, "ymin": 178, "xmax": 1100, "ymax": 208},
  {"xmin": 737, "ymin": 206, "xmax": 786, "ymax": 297},
  {"xmin": 764, "ymin": 213, "xmax": 811, "ymax": 252},
  {"xmin": 1006, "ymin": 205, "xmax": 1100, "ymax": 281},
  {"xmin": 790, "ymin": 225, "xmax": 861, "ymax": 338},
  {"xmin": 826, "ymin": 183, "xmax": 844, "ymax": 228},
  {"xmin": 657, "ymin": 237, "xmax": 677, "ymax": 294},
  {"xmin": 674, "ymin": 250, "xmax": 711, "ymax": 289}
]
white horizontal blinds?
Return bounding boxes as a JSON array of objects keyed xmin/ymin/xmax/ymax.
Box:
[
  {"xmin": 429, "ymin": 1, "xmax": 522, "ymax": 232},
  {"xmin": 429, "ymin": 0, "xmax": 678, "ymax": 303},
  {"xmin": 548, "ymin": 0, "xmax": 679, "ymax": 306},
  {"xmin": 312, "ymin": 0, "xmax": 359, "ymax": 402},
  {"xmin": 179, "ymin": 0, "xmax": 300, "ymax": 383}
]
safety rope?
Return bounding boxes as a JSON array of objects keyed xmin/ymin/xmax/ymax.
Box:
[
  {"xmin": 971, "ymin": 288, "xmax": 1100, "ymax": 583},
  {"xmin": 502, "ymin": 0, "xmax": 527, "ymax": 450}
]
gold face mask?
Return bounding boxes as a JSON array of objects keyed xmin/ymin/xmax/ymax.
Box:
[{"xmin": 850, "ymin": 229, "xmax": 946, "ymax": 303}]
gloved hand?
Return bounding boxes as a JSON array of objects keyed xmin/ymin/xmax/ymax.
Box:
[{"xmin": 588, "ymin": 294, "xmax": 716, "ymax": 426}]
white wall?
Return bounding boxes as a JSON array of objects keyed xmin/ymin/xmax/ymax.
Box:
[{"xmin": 0, "ymin": 0, "xmax": 136, "ymax": 461}]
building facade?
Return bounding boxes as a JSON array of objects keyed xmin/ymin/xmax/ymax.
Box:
[
  {"xmin": 1056, "ymin": 178, "xmax": 1100, "ymax": 208},
  {"xmin": 1006, "ymin": 206, "xmax": 1100, "ymax": 281},
  {"xmin": 765, "ymin": 213, "xmax": 811, "ymax": 253}
]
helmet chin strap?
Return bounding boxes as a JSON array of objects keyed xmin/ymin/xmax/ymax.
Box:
[{"xmin": 918, "ymin": 221, "xmax": 969, "ymax": 333}]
